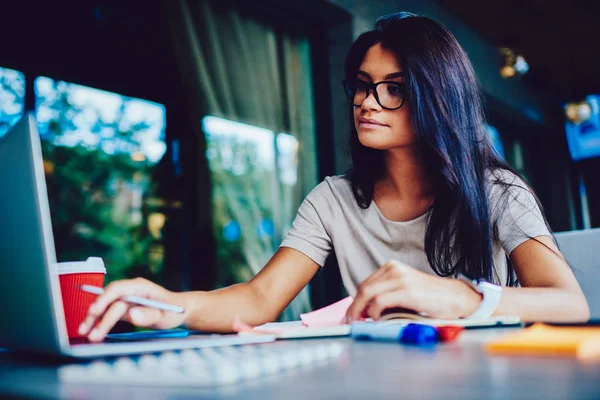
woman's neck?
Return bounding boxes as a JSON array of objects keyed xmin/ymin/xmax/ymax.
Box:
[{"xmin": 378, "ymin": 147, "xmax": 435, "ymax": 201}]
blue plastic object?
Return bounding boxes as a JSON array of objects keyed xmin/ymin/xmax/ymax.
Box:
[
  {"xmin": 106, "ymin": 329, "xmax": 190, "ymax": 341},
  {"xmin": 399, "ymin": 324, "xmax": 438, "ymax": 344},
  {"xmin": 350, "ymin": 322, "xmax": 438, "ymax": 345}
]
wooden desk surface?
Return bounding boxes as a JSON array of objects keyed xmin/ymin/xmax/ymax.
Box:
[{"xmin": 1, "ymin": 328, "xmax": 599, "ymax": 399}]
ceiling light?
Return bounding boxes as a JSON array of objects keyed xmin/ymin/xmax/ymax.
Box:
[
  {"xmin": 565, "ymin": 101, "xmax": 593, "ymax": 124},
  {"xmin": 499, "ymin": 48, "xmax": 529, "ymax": 79}
]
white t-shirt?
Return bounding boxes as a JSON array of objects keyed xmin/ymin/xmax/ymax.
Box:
[{"xmin": 280, "ymin": 170, "xmax": 551, "ymax": 295}]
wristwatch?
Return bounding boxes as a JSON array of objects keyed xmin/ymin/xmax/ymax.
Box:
[{"xmin": 457, "ymin": 273, "xmax": 503, "ymax": 319}]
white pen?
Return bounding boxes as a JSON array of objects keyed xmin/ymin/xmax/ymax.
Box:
[{"xmin": 77, "ymin": 284, "xmax": 185, "ymax": 314}]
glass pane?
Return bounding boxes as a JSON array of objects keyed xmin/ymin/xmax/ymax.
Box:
[
  {"xmin": 203, "ymin": 116, "xmax": 299, "ymax": 287},
  {"xmin": 276, "ymin": 132, "xmax": 300, "ymax": 237},
  {"xmin": 34, "ymin": 76, "xmax": 169, "ymax": 284},
  {"xmin": 487, "ymin": 124, "xmax": 505, "ymax": 160},
  {"xmin": 0, "ymin": 66, "xmax": 25, "ymax": 138}
]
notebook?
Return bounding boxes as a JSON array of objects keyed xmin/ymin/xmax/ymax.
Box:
[
  {"xmin": 486, "ymin": 323, "xmax": 600, "ymax": 359},
  {"xmin": 233, "ymin": 317, "xmax": 351, "ymax": 339},
  {"xmin": 379, "ymin": 308, "xmax": 522, "ymax": 328},
  {"xmin": 233, "ymin": 296, "xmax": 520, "ymax": 340},
  {"xmin": 231, "ymin": 297, "xmax": 354, "ymax": 339},
  {"xmin": 298, "ymin": 296, "xmax": 521, "ymax": 329}
]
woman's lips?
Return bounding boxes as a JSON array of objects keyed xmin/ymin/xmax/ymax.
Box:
[
  {"xmin": 358, "ymin": 117, "xmax": 387, "ymax": 129},
  {"xmin": 360, "ymin": 122, "xmax": 385, "ymax": 128}
]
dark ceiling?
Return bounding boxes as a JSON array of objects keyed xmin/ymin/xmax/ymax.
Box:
[{"xmin": 435, "ymin": 0, "xmax": 600, "ymax": 103}]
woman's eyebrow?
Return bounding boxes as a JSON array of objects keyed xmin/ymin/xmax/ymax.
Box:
[
  {"xmin": 384, "ymin": 71, "xmax": 405, "ymax": 79},
  {"xmin": 357, "ymin": 70, "xmax": 372, "ymax": 80},
  {"xmin": 357, "ymin": 70, "xmax": 405, "ymax": 80}
]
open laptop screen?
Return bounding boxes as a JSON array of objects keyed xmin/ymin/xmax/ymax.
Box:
[{"xmin": 0, "ymin": 113, "xmax": 68, "ymax": 354}]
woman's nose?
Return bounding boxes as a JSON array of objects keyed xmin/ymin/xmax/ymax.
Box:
[{"xmin": 361, "ymin": 89, "xmax": 381, "ymax": 110}]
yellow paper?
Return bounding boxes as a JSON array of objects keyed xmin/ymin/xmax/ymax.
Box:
[{"xmin": 486, "ymin": 323, "xmax": 600, "ymax": 359}]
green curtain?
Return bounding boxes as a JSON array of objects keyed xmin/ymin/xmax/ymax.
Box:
[{"xmin": 166, "ymin": 0, "xmax": 318, "ymax": 320}]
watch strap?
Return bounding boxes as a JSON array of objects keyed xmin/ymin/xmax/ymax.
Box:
[{"xmin": 458, "ymin": 274, "xmax": 503, "ymax": 319}]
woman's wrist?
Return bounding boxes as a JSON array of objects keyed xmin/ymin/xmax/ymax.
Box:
[
  {"xmin": 172, "ymin": 291, "xmax": 199, "ymax": 327},
  {"xmin": 453, "ymin": 279, "xmax": 483, "ymax": 318}
]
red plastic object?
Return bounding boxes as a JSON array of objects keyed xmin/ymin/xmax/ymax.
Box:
[
  {"xmin": 436, "ymin": 326, "xmax": 465, "ymax": 342},
  {"xmin": 58, "ymin": 273, "xmax": 104, "ymax": 339}
]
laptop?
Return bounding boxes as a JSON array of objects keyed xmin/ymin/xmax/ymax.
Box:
[{"xmin": 0, "ymin": 113, "xmax": 274, "ymax": 358}]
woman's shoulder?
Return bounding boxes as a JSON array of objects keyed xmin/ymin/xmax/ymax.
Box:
[
  {"xmin": 303, "ymin": 175, "xmax": 355, "ymax": 212},
  {"xmin": 324, "ymin": 174, "xmax": 353, "ymax": 190},
  {"xmin": 309, "ymin": 175, "xmax": 352, "ymax": 198},
  {"xmin": 486, "ymin": 168, "xmax": 525, "ymax": 185},
  {"xmin": 486, "ymin": 168, "xmax": 541, "ymax": 219},
  {"xmin": 485, "ymin": 169, "xmax": 551, "ymax": 253},
  {"xmin": 486, "ymin": 168, "xmax": 532, "ymax": 198}
]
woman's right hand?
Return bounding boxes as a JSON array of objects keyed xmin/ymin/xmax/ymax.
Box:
[{"xmin": 77, "ymin": 277, "xmax": 187, "ymax": 342}]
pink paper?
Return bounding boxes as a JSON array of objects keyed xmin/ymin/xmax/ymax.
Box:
[
  {"xmin": 232, "ymin": 317, "xmax": 303, "ymax": 334},
  {"xmin": 300, "ymin": 296, "xmax": 354, "ymax": 327},
  {"xmin": 232, "ymin": 316, "xmax": 260, "ymax": 334}
]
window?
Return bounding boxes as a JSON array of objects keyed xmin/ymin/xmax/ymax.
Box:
[
  {"xmin": 34, "ymin": 76, "xmax": 170, "ymax": 284},
  {"xmin": 202, "ymin": 115, "xmax": 299, "ymax": 286},
  {"xmin": 169, "ymin": 1, "xmax": 318, "ymax": 318},
  {"xmin": 487, "ymin": 124, "xmax": 505, "ymax": 160},
  {"xmin": 0, "ymin": 66, "xmax": 25, "ymax": 137}
]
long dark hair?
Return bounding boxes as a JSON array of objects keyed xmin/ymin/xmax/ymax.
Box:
[{"xmin": 346, "ymin": 12, "xmax": 551, "ymax": 285}]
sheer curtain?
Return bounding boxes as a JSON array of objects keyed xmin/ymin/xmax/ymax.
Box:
[{"xmin": 166, "ymin": 0, "xmax": 318, "ymax": 320}]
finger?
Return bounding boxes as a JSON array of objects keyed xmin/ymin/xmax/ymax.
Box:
[
  {"xmin": 78, "ymin": 314, "xmax": 97, "ymax": 336},
  {"xmin": 124, "ymin": 306, "xmax": 165, "ymax": 329},
  {"xmin": 78, "ymin": 281, "xmax": 133, "ymax": 336},
  {"xmin": 346, "ymin": 278, "xmax": 404, "ymax": 322},
  {"xmin": 78, "ymin": 279, "xmax": 151, "ymax": 335},
  {"xmin": 365, "ymin": 290, "xmax": 416, "ymax": 320},
  {"xmin": 88, "ymin": 300, "xmax": 130, "ymax": 342},
  {"xmin": 383, "ymin": 260, "xmax": 410, "ymax": 275},
  {"xmin": 360, "ymin": 260, "xmax": 398, "ymax": 286},
  {"xmin": 359, "ymin": 260, "xmax": 411, "ymax": 291},
  {"xmin": 93, "ymin": 280, "xmax": 149, "ymax": 316}
]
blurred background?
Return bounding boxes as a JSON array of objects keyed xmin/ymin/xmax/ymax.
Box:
[{"xmin": 1, "ymin": 0, "xmax": 599, "ymax": 321}]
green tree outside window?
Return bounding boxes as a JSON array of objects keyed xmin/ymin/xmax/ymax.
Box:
[{"xmin": 34, "ymin": 77, "xmax": 169, "ymax": 285}]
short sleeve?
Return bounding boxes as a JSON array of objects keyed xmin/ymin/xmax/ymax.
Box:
[
  {"xmin": 489, "ymin": 170, "xmax": 552, "ymax": 256},
  {"xmin": 279, "ymin": 181, "xmax": 333, "ymax": 266}
]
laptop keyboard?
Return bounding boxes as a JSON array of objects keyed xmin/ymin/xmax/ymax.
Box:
[{"xmin": 58, "ymin": 341, "xmax": 346, "ymax": 387}]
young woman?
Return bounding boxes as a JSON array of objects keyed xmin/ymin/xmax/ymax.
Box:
[{"xmin": 79, "ymin": 12, "xmax": 589, "ymax": 342}]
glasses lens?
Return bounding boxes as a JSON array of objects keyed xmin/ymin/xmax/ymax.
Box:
[
  {"xmin": 345, "ymin": 80, "xmax": 370, "ymax": 106},
  {"xmin": 344, "ymin": 80, "xmax": 405, "ymax": 109},
  {"xmin": 376, "ymin": 83, "xmax": 404, "ymax": 109},
  {"xmin": 343, "ymin": 81, "xmax": 356, "ymax": 104}
]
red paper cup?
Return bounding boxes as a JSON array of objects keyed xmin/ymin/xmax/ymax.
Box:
[{"xmin": 54, "ymin": 257, "xmax": 106, "ymax": 339}]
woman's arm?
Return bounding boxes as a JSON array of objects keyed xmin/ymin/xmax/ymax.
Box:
[
  {"xmin": 493, "ymin": 235, "xmax": 590, "ymax": 322},
  {"xmin": 79, "ymin": 247, "xmax": 320, "ymax": 341},
  {"xmin": 181, "ymin": 247, "xmax": 320, "ymax": 332},
  {"xmin": 345, "ymin": 236, "xmax": 590, "ymax": 323}
]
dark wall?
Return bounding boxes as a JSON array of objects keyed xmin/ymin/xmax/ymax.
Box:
[
  {"xmin": 325, "ymin": 0, "xmax": 583, "ymax": 232},
  {"xmin": 0, "ymin": 0, "xmax": 213, "ymax": 291},
  {"xmin": 1, "ymin": 1, "xmax": 169, "ymax": 102}
]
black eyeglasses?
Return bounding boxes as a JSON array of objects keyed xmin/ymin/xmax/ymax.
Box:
[{"xmin": 342, "ymin": 78, "xmax": 407, "ymax": 110}]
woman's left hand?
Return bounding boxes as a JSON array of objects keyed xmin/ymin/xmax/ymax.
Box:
[{"xmin": 345, "ymin": 260, "xmax": 483, "ymax": 322}]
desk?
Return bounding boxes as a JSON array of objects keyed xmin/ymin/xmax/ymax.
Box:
[{"xmin": 1, "ymin": 328, "xmax": 599, "ymax": 399}]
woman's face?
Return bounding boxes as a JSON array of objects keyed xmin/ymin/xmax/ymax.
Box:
[{"xmin": 353, "ymin": 43, "xmax": 416, "ymax": 150}]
